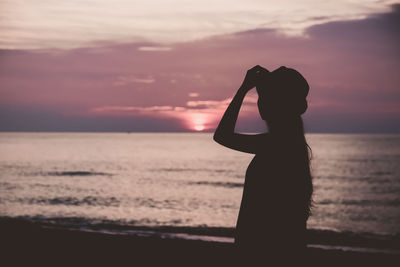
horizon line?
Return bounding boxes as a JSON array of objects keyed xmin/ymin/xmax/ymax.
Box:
[{"xmin": 0, "ymin": 131, "xmax": 399, "ymax": 134}]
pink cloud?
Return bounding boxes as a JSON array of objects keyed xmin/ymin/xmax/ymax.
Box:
[{"xmin": 0, "ymin": 5, "xmax": 399, "ymax": 132}]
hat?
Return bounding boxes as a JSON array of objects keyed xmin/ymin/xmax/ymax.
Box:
[{"xmin": 256, "ymin": 66, "xmax": 309, "ymax": 115}]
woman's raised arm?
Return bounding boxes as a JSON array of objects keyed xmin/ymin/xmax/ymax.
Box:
[{"xmin": 213, "ymin": 66, "xmax": 269, "ymax": 154}]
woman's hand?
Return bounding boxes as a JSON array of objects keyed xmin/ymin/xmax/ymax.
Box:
[{"xmin": 240, "ymin": 65, "xmax": 269, "ymax": 92}]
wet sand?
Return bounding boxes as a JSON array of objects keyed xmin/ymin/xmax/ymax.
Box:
[{"xmin": 1, "ymin": 218, "xmax": 398, "ymax": 267}]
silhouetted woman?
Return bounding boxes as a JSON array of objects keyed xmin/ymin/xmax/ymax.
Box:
[{"xmin": 213, "ymin": 65, "xmax": 313, "ymax": 264}]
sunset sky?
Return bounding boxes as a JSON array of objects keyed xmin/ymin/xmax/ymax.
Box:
[{"xmin": 0, "ymin": 0, "xmax": 399, "ymax": 132}]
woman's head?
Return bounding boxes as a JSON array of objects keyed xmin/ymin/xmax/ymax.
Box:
[{"xmin": 256, "ymin": 66, "xmax": 309, "ymax": 122}]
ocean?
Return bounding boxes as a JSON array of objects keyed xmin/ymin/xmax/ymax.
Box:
[{"xmin": 0, "ymin": 133, "xmax": 399, "ymax": 249}]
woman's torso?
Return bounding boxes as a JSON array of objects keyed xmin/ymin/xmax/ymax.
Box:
[{"xmin": 235, "ymin": 142, "xmax": 308, "ymax": 247}]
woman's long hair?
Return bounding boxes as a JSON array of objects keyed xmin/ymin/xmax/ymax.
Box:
[
  {"xmin": 297, "ymin": 117, "xmax": 313, "ymax": 219},
  {"xmin": 266, "ymin": 115, "xmax": 313, "ymax": 219}
]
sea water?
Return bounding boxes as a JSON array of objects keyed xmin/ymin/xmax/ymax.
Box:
[{"xmin": 0, "ymin": 133, "xmax": 399, "ymax": 239}]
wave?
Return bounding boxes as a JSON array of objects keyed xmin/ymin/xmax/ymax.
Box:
[
  {"xmin": 315, "ymin": 175, "xmax": 398, "ymax": 184},
  {"xmin": 9, "ymin": 196, "xmax": 120, "ymax": 207},
  {"xmin": 317, "ymin": 198, "xmax": 400, "ymax": 207},
  {"xmin": 2, "ymin": 195, "xmax": 222, "ymax": 210},
  {"xmin": 152, "ymin": 168, "xmax": 232, "ymax": 174},
  {"xmin": 371, "ymin": 171, "xmax": 393, "ymax": 176},
  {"xmin": 2, "ymin": 196, "xmax": 203, "ymax": 210},
  {"xmin": 188, "ymin": 181, "xmax": 243, "ymax": 188},
  {"xmin": 46, "ymin": 171, "xmax": 112, "ymax": 176},
  {"xmin": 0, "ymin": 182, "xmax": 23, "ymax": 190}
]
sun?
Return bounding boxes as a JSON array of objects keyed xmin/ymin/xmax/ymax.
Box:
[
  {"xmin": 183, "ymin": 112, "xmax": 211, "ymax": 132},
  {"xmin": 194, "ymin": 125, "xmax": 205, "ymax": 131}
]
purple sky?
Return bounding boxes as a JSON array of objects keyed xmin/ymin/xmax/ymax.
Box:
[{"xmin": 0, "ymin": 4, "xmax": 399, "ymax": 132}]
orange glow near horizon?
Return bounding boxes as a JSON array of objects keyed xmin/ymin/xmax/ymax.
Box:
[{"xmin": 183, "ymin": 112, "xmax": 215, "ymax": 132}]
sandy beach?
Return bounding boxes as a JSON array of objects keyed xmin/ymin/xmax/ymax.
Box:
[{"xmin": 1, "ymin": 218, "xmax": 399, "ymax": 267}]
